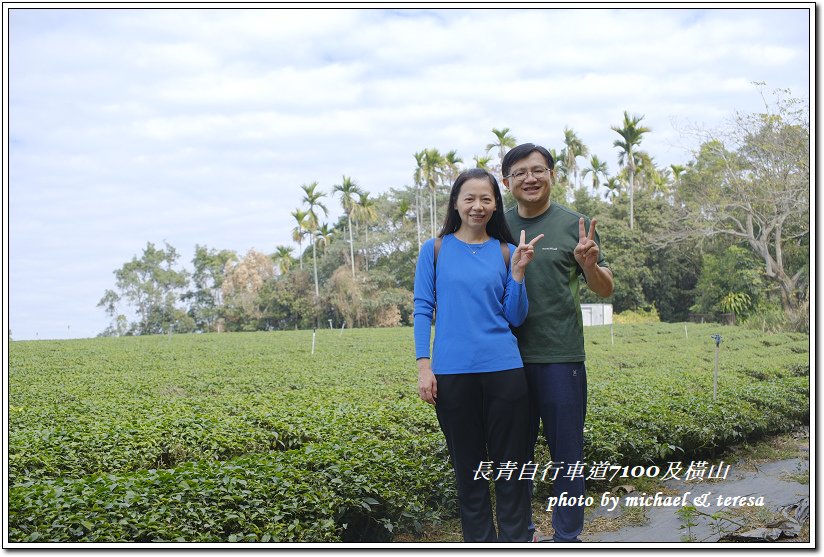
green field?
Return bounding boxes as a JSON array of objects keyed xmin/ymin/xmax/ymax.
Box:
[{"xmin": 7, "ymin": 323, "xmax": 810, "ymax": 542}]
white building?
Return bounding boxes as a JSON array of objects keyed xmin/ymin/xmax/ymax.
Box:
[{"xmin": 581, "ymin": 303, "xmax": 613, "ymax": 326}]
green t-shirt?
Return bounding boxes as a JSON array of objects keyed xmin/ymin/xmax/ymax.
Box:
[{"xmin": 505, "ymin": 203, "xmax": 609, "ymax": 363}]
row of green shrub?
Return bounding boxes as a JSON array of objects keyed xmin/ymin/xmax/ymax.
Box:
[
  {"xmin": 9, "ymin": 392, "xmax": 437, "ymax": 485},
  {"xmin": 10, "ymin": 436, "xmax": 455, "ymax": 542},
  {"xmin": 8, "ymin": 324, "xmax": 809, "ymax": 542}
]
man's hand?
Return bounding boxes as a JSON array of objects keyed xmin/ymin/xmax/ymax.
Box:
[
  {"xmin": 574, "ymin": 217, "xmax": 614, "ymax": 297},
  {"xmin": 574, "ymin": 217, "xmax": 600, "ymax": 270}
]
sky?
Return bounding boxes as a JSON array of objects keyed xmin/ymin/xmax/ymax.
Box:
[{"xmin": 6, "ymin": 6, "xmax": 812, "ymax": 340}]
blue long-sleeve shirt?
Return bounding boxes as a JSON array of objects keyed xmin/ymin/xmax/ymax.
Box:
[{"xmin": 413, "ymin": 234, "xmax": 527, "ymax": 375}]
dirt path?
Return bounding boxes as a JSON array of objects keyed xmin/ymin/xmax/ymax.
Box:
[
  {"xmin": 576, "ymin": 430, "xmax": 811, "ymax": 544},
  {"xmin": 580, "ymin": 456, "xmax": 809, "ymax": 543}
]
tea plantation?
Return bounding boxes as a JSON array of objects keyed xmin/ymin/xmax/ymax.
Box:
[{"xmin": 7, "ymin": 323, "xmax": 809, "ymax": 542}]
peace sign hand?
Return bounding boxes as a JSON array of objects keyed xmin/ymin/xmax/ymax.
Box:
[
  {"xmin": 511, "ymin": 230, "xmax": 544, "ymax": 282},
  {"xmin": 574, "ymin": 217, "xmax": 600, "ymax": 270}
]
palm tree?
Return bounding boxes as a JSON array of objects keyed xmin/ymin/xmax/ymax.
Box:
[
  {"xmin": 562, "ymin": 127, "xmax": 589, "ymax": 189},
  {"xmin": 632, "ymin": 154, "xmax": 669, "ymax": 200},
  {"xmin": 441, "ymin": 149, "xmax": 464, "ymax": 211},
  {"xmin": 582, "ymin": 155, "xmax": 609, "ymax": 196},
  {"xmin": 353, "ymin": 191, "xmax": 378, "ymax": 272},
  {"xmin": 315, "ymin": 223, "xmax": 335, "ymax": 256},
  {"xmin": 290, "ymin": 209, "xmax": 309, "ymax": 270},
  {"xmin": 273, "ymin": 245, "xmax": 294, "ymax": 275},
  {"xmin": 442, "ymin": 150, "xmax": 463, "ymax": 186},
  {"xmin": 649, "ymin": 169, "xmax": 671, "ymax": 199},
  {"xmin": 603, "ymin": 176, "xmax": 622, "ymax": 201},
  {"xmin": 300, "ymin": 182, "xmax": 328, "ymax": 298},
  {"xmin": 394, "ymin": 198, "xmax": 412, "ymax": 227},
  {"xmin": 473, "ymin": 154, "xmax": 493, "ymax": 170},
  {"xmin": 421, "ymin": 148, "xmax": 444, "ymax": 237},
  {"xmin": 301, "ymin": 182, "xmax": 328, "ymax": 226},
  {"xmin": 612, "ymin": 111, "xmax": 651, "ymax": 229},
  {"xmin": 486, "ymin": 127, "xmax": 517, "ymax": 180},
  {"xmin": 634, "ymin": 150, "xmax": 657, "ymax": 191},
  {"xmin": 550, "ymin": 147, "xmax": 568, "ymax": 184},
  {"xmin": 333, "ymin": 175, "xmax": 363, "ymax": 278},
  {"xmin": 413, "ymin": 151, "xmax": 425, "ymax": 250},
  {"xmin": 670, "ymin": 163, "xmax": 687, "ymax": 189}
]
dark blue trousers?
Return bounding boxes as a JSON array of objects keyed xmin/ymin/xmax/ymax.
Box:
[
  {"xmin": 434, "ymin": 368, "xmax": 532, "ymax": 542},
  {"xmin": 525, "ymin": 362, "xmax": 587, "ymax": 542}
]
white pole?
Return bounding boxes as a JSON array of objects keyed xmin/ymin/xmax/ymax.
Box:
[
  {"xmin": 711, "ymin": 334, "xmax": 722, "ymax": 401},
  {"xmin": 685, "ymin": 323, "xmax": 688, "ymax": 340},
  {"xmin": 312, "ymin": 328, "xmax": 316, "ymax": 355},
  {"xmin": 328, "ymin": 319, "xmax": 333, "ymax": 330},
  {"xmin": 339, "ymin": 322, "xmax": 346, "ymax": 336}
]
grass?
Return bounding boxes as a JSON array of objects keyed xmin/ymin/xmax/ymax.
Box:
[{"xmin": 723, "ymin": 428, "xmax": 811, "ymax": 471}]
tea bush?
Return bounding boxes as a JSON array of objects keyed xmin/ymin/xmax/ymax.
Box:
[{"xmin": 8, "ymin": 324, "xmax": 809, "ymax": 542}]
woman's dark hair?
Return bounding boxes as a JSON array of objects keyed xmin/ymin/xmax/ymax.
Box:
[
  {"xmin": 437, "ymin": 168, "xmax": 517, "ymax": 245},
  {"xmin": 501, "ymin": 143, "xmax": 554, "ymax": 178}
]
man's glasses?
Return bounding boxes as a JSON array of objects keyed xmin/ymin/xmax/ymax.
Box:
[{"xmin": 504, "ymin": 167, "xmax": 550, "ymax": 182}]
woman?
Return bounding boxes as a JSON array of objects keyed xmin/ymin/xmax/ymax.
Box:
[{"xmin": 413, "ymin": 168, "xmax": 543, "ymax": 542}]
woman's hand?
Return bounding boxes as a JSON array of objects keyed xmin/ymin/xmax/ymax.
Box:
[
  {"xmin": 511, "ymin": 230, "xmax": 545, "ymax": 283},
  {"xmin": 417, "ymin": 358, "xmax": 437, "ymax": 405}
]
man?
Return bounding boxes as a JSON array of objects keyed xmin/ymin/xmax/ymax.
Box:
[{"xmin": 502, "ymin": 143, "xmax": 613, "ymax": 543}]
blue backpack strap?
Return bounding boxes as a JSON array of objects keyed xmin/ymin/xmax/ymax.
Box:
[{"xmin": 433, "ymin": 237, "xmax": 442, "ymax": 303}]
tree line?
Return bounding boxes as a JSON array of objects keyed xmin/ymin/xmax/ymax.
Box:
[{"xmin": 98, "ymin": 86, "xmax": 810, "ymax": 336}]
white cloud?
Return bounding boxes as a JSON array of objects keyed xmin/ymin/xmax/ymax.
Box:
[
  {"xmin": 7, "ymin": 6, "xmax": 811, "ymax": 339},
  {"xmin": 153, "ymin": 63, "xmax": 367, "ymax": 108}
]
